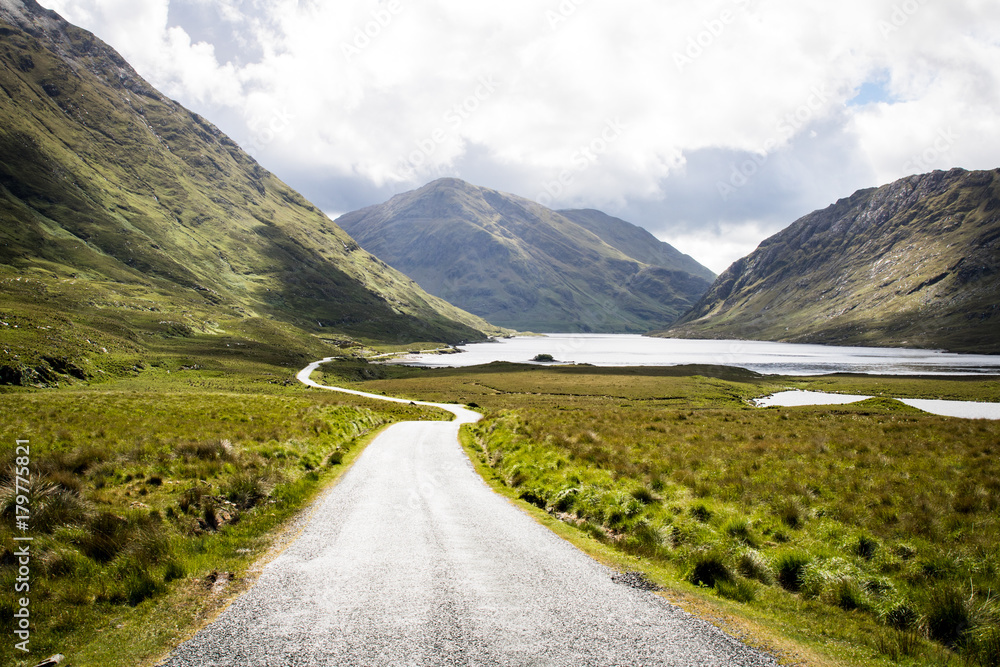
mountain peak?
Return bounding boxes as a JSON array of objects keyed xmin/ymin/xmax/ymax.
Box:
[
  {"xmin": 423, "ymin": 176, "xmax": 472, "ymax": 190},
  {"xmin": 337, "ymin": 181, "xmax": 714, "ymax": 332}
]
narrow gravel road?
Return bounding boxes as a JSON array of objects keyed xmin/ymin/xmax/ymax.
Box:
[{"xmin": 160, "ymin": 358, "xmax": 777, "ymax": 666}]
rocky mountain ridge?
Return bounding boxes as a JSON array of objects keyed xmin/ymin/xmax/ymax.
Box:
[{"xmin": 665, "ymin": 168, "xmax": 1000, "ymax": 353}]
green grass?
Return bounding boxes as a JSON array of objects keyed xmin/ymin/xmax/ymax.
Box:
[
  {"xmin": 0, "ymin": 370, "xmax": 445, "ymax": 667},
  {"xmin": 339, "ymin": 362, "xmax": 1000, "ymax": 667},
  {"xmin": 4, "ymin": 355, "xmax": 998, "ymax": 666}
]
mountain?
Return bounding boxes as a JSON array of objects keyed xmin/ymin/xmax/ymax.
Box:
[
  {"xmin": 664, "ymin": 168, "xmax": 1000, "ymax": 353},
  {"xmin": 335, "ymin": 178, "xmax": 715, "ymax": 332},
  {"xmin": 557, "ymin": 209, "xmax": 715, "ymax": 282},
  {"xmin": 0, "ymin": 0, "xmax": 499, "ymax": 383}
]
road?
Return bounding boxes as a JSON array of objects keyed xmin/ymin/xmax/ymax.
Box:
[{"xmin": 160, "ymin": 358, "xmax": 777, "ymax": 666}]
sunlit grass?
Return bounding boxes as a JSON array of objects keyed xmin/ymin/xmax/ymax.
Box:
[
  {"xmin": 343, "ymin": 361, "xmax": 1000, "ymax": 667},
  {"xmin": 0, "ymin": 373, "xmax": 443, "ymax": 666},
  {"xmin": 4, "ymin": 356, "xmax": 997, "ymax": 666}
]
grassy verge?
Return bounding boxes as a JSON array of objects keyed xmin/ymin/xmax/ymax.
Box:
[
  {"xmin": 332, "ymin": 361, "xmax": 1000, "ymax": 667},
  {"xmin": 0, "ymin": 371, "xmax": 445, "ymax": 667}
]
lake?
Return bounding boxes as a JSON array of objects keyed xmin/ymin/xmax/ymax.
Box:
[
  {"xmin": 394, "ymin": 334, "xmax": 1000, "ymax": 376},
  {"xmin": 754, "ymin": 390, "xmax": 1000, "ymax": 420}
]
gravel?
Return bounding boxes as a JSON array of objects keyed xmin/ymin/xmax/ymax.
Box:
[{"xmin": 159, "ymin": 363, "xmax": 779, "ymax": 666}]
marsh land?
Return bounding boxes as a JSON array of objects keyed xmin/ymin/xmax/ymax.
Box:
[
  {"xmin": 321, "ymin": 358, "xmax": 1000, "ymax": 667},
  {"xmin": 2, "ymin": 351, "xmax": 998, "ymax": 666}
]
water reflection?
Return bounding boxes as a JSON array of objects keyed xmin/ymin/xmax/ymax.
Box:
[
  {"xmin": 753, "ymin": 390, "xmax": 1000, "ymax": 420},
  {"xmin": 393, "ymin": 334, "xmax": 1000, "ymax": 376}
]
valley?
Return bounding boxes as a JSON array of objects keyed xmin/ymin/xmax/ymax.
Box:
[
  {"xmin": 1, "ymin": 1, "xmax": 999, "ymax": 666},
  {"xmin": 4, "ymin": 353, "xmax": 999, "ymax": 666}
]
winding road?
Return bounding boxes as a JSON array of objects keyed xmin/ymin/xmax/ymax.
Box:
[{"xmin": 160, "ymin": 358, "xmax": 777, "ymax": 666}]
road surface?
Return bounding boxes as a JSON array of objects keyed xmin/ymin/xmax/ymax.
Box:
[{"xmin": 160, "ymin": 358, "xmax": 777, "ymax": 666}]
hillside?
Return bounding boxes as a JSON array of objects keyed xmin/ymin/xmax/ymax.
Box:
[
  {"xmin": 336, "ymin": 179, "xmax": 714, "ymax": 332},
  {"xmin": 557, "ymin": 209, "xmax": 715, "ymax": 282},
  {"xmin": 0, "ymin": 0, "xmax": 499, "ymax": 384},
  {"xmin": 664, "ymin": 168, "xmax": 1000, "ymax": 353}
]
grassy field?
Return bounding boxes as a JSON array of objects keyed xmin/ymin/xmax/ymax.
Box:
[
  {"xmin": 325, "ymin": 360, "xmax": 1000, "ymax": 667},
  {"xmin": 3, "ymin": 353, "xmax": 998, "ymax": 666},
  {"xmin": 0, "ymin": 363, "xmax": 445, "ymax": 667}
]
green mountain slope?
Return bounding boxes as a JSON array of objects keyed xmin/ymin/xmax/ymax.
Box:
[
  {"xmin": 664, "ymin": 168, "xmax": 1000, "ymax": 353},
  {"xmin": 557, "ymin": 209, "xmax": 715, "ymax": 282},
  {"xmin": 336, "ymin": 178, "xmax": 715, "ymax": 332},
  {"xmin": 0, "ymin": 0, "xmax": 498, "ymax": 384}
]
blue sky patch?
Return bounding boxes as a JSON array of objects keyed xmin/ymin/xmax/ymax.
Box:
[{"xmin": 849, "ymin": 77, "xmax": 895, "ymax": 107}]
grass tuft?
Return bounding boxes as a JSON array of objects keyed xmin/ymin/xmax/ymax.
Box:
[
  {"xmin": 854, "ymin": 534, "xmax": 879, "ymax": 560},
  {"xmin": 222, "ymin": 469, "xmax": 269, "ymax": 510},
  {"xmin": 723, "ymin": 516, "xmax": 757, "ymax": 546},
  {"xmin": 882, "ymin": 601, "xmax": 919, "ymax": 630},
  {"xmin": 689, "ymin": 502, "xmax": 712, "ymax": 523},
  {"xmin": 874, "ymin": 628, "xmax": 922, "ymax": 661},
  {"xmin": 688, "ymin": 548, "xmax": 732, "ymax": 588},
  {"xmin": 925, "ymin": 585, "xmax": 972, "ymax": 647},
  {"xmin": 715, "ymin": 577, "xmax": 759, "ymax": 603},
  {"xmin": 777, "ymin": 499, "xmax": 805, "ymax": 528},
  {"xmin": 736, "ymin": 548, "xmax": 774, "ymax": 585},
  {"xmin": 773, "ymin": 550, "xmax": 811, "ymax": 592}
]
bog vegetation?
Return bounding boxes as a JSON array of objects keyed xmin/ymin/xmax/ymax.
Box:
[
  {"xmin": 2, "ymin": 351, "xmax": 998, "ymax": 667},
  {"xmin": 0, "ymin": 362, "xmax": 443, "ymax": 666},
  {"xmin": 332, "ymin": 360, "xmax": 1000, "ymax": 667}
]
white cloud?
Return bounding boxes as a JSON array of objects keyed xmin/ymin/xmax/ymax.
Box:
[
  {"xmin": 838, "ymin": 0, "xmax": 1000, "ymax": 182},
  {"xmin": 36, "ymin": 0, "xmax": 1000, "ymax": 272},
  {"xmin": 40, "ymin": 0, "xmax": 244, "ymax": 109},
  {"xmin": 660, "ymin": 221, "xmax": 775, "ymax": 276}
]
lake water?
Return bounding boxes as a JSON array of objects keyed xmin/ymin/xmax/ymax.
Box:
[
  {"xmin": 752, "ymin": 391, "xmax": 873, "ymax": 407},
  {"xmin": 389, "ymin": 335, "xmax": 1000, "ymax": 419},
  {"xmin": 395, "ymin": 334, "xmax": 1000, "ymax": 376},
  {"xmin": 754, "ymin": 390, "xmax": 1000, "ymax": 420}
]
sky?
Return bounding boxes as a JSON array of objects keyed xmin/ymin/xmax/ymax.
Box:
[{"xmin": 36, "ymin": 0, "xmax": 1000, "ymax": 274}]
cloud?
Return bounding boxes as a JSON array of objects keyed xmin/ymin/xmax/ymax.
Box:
[
  {"xmin": 658, "ymin": 222, "xmax": 776, "ymax": 276},
  {"xmin": 36, "ymin": 0, "xmax": 1000, "ymax": 271},
  {"xmin": 41, "ymin": 0, "xmax": 244, "ymax": 108},
  {"xmin": 166, "ymin": 0, "xmax": 265, "ymax": 66}
]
